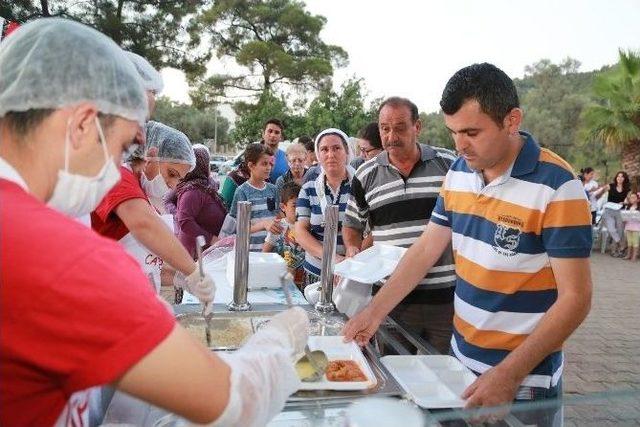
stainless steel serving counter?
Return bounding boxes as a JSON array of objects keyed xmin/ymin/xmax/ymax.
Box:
[
  {"xmin": 103, "ymin": 303, "xmax": 559, "ymax": 427},
  {"xmin": 102, "ymin": 302, "xmax": 435, "ymax": 426}
]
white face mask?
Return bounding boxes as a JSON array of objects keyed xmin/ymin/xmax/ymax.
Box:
[
  {"xmin": 48, "ymin": 118, "xmax": 121, "ymax": 217},
  {"xmin": 140, "ymin": 171, "xmax": 170, "ymax": 198}
]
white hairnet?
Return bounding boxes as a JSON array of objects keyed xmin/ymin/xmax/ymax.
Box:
[
  {"xmin": 125, "ymin": 51, "xmax": 164, "ymax": 94},
  {"xmin": 314, "ymin": 128, "xmax": 354, "ymax": 165},
  {"xmin": 144, "ymin": 121, "xmax": 195, "ymax": 169},
  {"xmin": 0, "ymin": 18, "xmax": 148, "ymax": 125}
]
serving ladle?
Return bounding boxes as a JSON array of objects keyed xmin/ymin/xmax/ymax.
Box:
[
  {"xmin": 194, "ymin": 235, "xmax": 213, "ymax": 346},
  {"xmin": 279, "ymin": 273, "xmax": 328, "ymax": 382}
]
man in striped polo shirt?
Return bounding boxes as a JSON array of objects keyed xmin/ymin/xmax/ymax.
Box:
[
  {"xmin": 344, "ymin": 64, "xmax": 592, "ymax": 416},
  {"xmin": 343, "ymin": 97, "xmax": 457, "ymax": 354}
]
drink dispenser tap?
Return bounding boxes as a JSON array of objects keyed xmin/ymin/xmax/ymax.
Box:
[
  {"xmin": 228, "ymin": 201, "xmax": 251, "ymax": 311},
  {"xmin": 315, "ymin": 204, "xmax": 339, "ymax": 313}
]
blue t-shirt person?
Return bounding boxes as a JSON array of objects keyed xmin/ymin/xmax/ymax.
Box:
[{"xmin": 269, "ymin": 148, "xmax": 288, "ymax": 184}]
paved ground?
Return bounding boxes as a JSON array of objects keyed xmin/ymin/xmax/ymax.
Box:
[{"xmin": 563, "ymin": 252, "xmax": 640, "ymax": 425}]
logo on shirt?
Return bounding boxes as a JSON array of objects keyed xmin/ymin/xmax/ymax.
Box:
[{"xmin": 493, "ymin": 215, "xmax": 523, "ymax": 257}]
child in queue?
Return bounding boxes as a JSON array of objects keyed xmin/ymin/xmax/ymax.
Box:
[
  {"xmin": 263, "ymin": 182, "xmax": 306, "ymax": 289},
  {"xmin": 228, "ymin": 143, "xmax": 280, "ymax": 251},
  {"xmin": 623, "ymin": 192, "xmax": 640, "ymax": 261}
]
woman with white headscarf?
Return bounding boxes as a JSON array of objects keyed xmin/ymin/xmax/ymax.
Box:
[{"xmin": 295, "ymin": 128, "xmax": 355, "ymax": 286}]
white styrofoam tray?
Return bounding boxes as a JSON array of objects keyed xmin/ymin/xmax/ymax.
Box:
[
  {"xmin": 334, "ymin": 244, "xmax": 407, "ymax": 283},
  {"xmin": 225, "ymin": 251, "xmax": 287, "ymax": 289},
  {"xmin": 297, "ymin": 336, "xmax": 378, "ymax": 391},
  {"xmin": 380, "ymin": 355, "xmax": 477, "ymax": 408}
]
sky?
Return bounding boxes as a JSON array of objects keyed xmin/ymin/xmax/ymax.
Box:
[{"xmin": 161, "ymin": 0, "xmax": 640, "ymax": 118}]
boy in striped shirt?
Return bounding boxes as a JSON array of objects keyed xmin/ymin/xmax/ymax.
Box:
[{"xmin": 344, "ymin": 63, "xmax": 592, "ymax": 418}]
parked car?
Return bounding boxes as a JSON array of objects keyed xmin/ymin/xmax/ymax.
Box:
[
  {"xmin": 218, "ymin": 151, "xmax": 244, "ymax": 175},
  {"xmin": 209, "ymin": 155, "xmax": 227, "ymax": 173}
]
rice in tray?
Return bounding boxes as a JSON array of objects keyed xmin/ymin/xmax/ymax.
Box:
[{"xmin": 180, "ymin": 316, "xmax": 253, "ymax": 348}]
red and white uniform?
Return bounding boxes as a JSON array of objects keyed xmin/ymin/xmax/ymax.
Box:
[
  {"xmin": 91, "ymin": 165, "xmax": 171, "ymax": 290},
  {"xmin": 0, "ymin": 158, "xmax": 175, "ymax": 426}
]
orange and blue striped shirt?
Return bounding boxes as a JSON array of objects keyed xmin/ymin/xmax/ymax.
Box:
[{"xmin": 430, "ymin": 132, "xmax": 591, "ymax": 388}]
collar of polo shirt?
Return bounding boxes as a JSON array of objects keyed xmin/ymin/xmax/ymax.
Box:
[
  {"xmin": 510, "ymin": 131, "xmax": 540, "ymax": 177},
  {"xmin": 377, "ymin": 143, "xmax": 437, "ymax": 166}
]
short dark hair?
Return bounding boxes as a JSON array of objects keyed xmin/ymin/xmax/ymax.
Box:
[
  {"xmin": 2, "ymin": 109, "xmax": 54, "ymax": 136},
  {"xmin": 440, "ymin": 63, "xmax": 520, "ymax": 126},
  {"xmin": 244, "ymin": 142, "xmax": 273, "ymax": 165},
  {"xmin": 358, "ymin": 122, "xmax": 382, "ymax": 150},
  {"xmin": 580, "ymin": 167, "xmax": 594, "ymax": 175},
  {"xmin": 298, "ymin": 135, "xmax": 314, "ymax": 152},
  {"xmin": 281, "ymin": 181, "xmax": 301, "ymax": 203},
  {"xmin": 263, "ymin": 118, "xmax": 284, "ymax": 131},
  {"xmin": 2, "ymin": 109, "xmax": 116, "ymax": 137},
  {"xmin": 378, "ymin": 97, "xmax": 419, "ymax": 123}
]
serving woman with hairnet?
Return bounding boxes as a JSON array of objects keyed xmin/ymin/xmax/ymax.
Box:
[
  {"xmin": 0, "ymin": 18, "xmax": 308, "ymax": 427},
  {"xmin": 91, "ymin": 120, "xmax": 202, "ymax": 291},
  {"xmin": 124, "ymin": 51, "xmax": 171, "ymax": 213}
]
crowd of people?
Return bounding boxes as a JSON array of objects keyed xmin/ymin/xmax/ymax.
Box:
[
  {"xmin": 580, "ymin": 167, "xmax": 640, "ymax": 261},
  {"xmin": 0, "ymin": 15, "xmax": 605, "ymax": 427}
]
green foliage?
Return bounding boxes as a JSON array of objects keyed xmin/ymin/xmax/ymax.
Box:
[
  {"xmin": 189, "ymin": 0, "xmax": 348, "ymax": 103},
  {"xmin": 153, "ymin": 97, "xmax": 230, "ymax": 150},
  {"xmin": 230, "ymin": 91, "xmax": 289, "ymax": 145},
  {"xmin": 515, "ymin": 58, "xmax": 594, "ymax": 161},
  {"xmin": 230, "ymin": 78, "xmax": 376, "ymax": 146},
  {"xmin": 581, "ymin": 50, "xmax": 640, "ymax": 177},
  {"xmin": 419, "ymin": 112, "xmax": 455, "ymax": 151},
  {"xmin": 582, "ymin": 50, "xmax": 640, "ymax": 147},
  {"xmin": 291, "ymin": 78, "xmax": 373, "ymax": 138},
  {"xmin": 4, "ymin": 0, "xmax": 210, "ymax": 77}
]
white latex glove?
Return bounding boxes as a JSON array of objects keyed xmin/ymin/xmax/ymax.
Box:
[
  {"xmin": 210, "ymin": 307, "xmax": 309, "ymax": 427},
  {"xmin": 174, "ymin": 267, "xmax": 215, "ymax": 311},
  {"xmin": 264, "ymin": 306, "xmax": 309, "ymax": 358}
]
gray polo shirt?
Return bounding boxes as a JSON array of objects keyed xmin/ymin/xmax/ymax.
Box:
[{"xmin": 345, "ymin": 144, "xmax": 457, "ymax": 293}]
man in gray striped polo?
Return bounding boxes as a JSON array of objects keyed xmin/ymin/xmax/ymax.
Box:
[{"xmin": 343, "ymin": 97, "xmax": 456, "ymax": 354}]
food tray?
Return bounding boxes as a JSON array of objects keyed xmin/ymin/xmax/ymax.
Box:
[
  {"xmin": 380, "ymin": 355, "xmax": 477, "ymax": 408},
  {"xmin": 297, "ymin": 336, "xmax": 378, "ymax": 391},
  {"xmin": 334, "ymin": 244, "xmax": 407, "ymax": 283}
]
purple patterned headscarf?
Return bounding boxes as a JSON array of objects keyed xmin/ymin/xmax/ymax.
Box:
[{"xmin": 175, "ymin": 144, "xmax": 219, "ymax": 200}]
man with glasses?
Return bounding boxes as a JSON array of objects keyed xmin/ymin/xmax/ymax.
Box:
[{"xmin": 350, "ymin": 122, "xmax": 384, "ymax": 170}]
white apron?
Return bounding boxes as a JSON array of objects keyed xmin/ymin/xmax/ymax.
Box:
[{"xmin": 119, "ymin": 214, "xmax": 174, "ymax": 293}]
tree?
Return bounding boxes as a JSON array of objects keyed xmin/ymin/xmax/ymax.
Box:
[
  {"xmin": 189, "ymin": 0, "xmax": 348, "ymax": 104},
  {"xmin": 230, "ymin": 78, "xmax": 376, "ymax": 147},
  {"xmin": 293, "ymin": 78, "xmax": 373, "ymax": 138},
  {"xmin": 230, "ymin": 91, "xmax": 289, "ymax": 145},
  {"xmin": 3, "ymin": 1, "xmax": 209, "ymax": 77},
  {"xmin": 419, "ymin": 111, "xmax": 455, "ymax": 151},
  {"xmin": 153, "ymin": 97, "xmax": 231, "ymax": 151},
  {"xmin": 516, "ymin": 58, "xmax": 592, "ymax": 161},
  {"xmin": 581, "ymin": 50, "xmax": 640, "ymax": 184}
]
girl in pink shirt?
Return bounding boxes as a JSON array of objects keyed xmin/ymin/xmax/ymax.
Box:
[{"xmin": 623, "ymin": 192, "xmax": 640, "ymax": 261}]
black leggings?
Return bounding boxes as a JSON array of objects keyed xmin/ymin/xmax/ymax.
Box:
[{"xmin": 591, "ymin": 210, "xmax": 597, "ymax": 225}]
